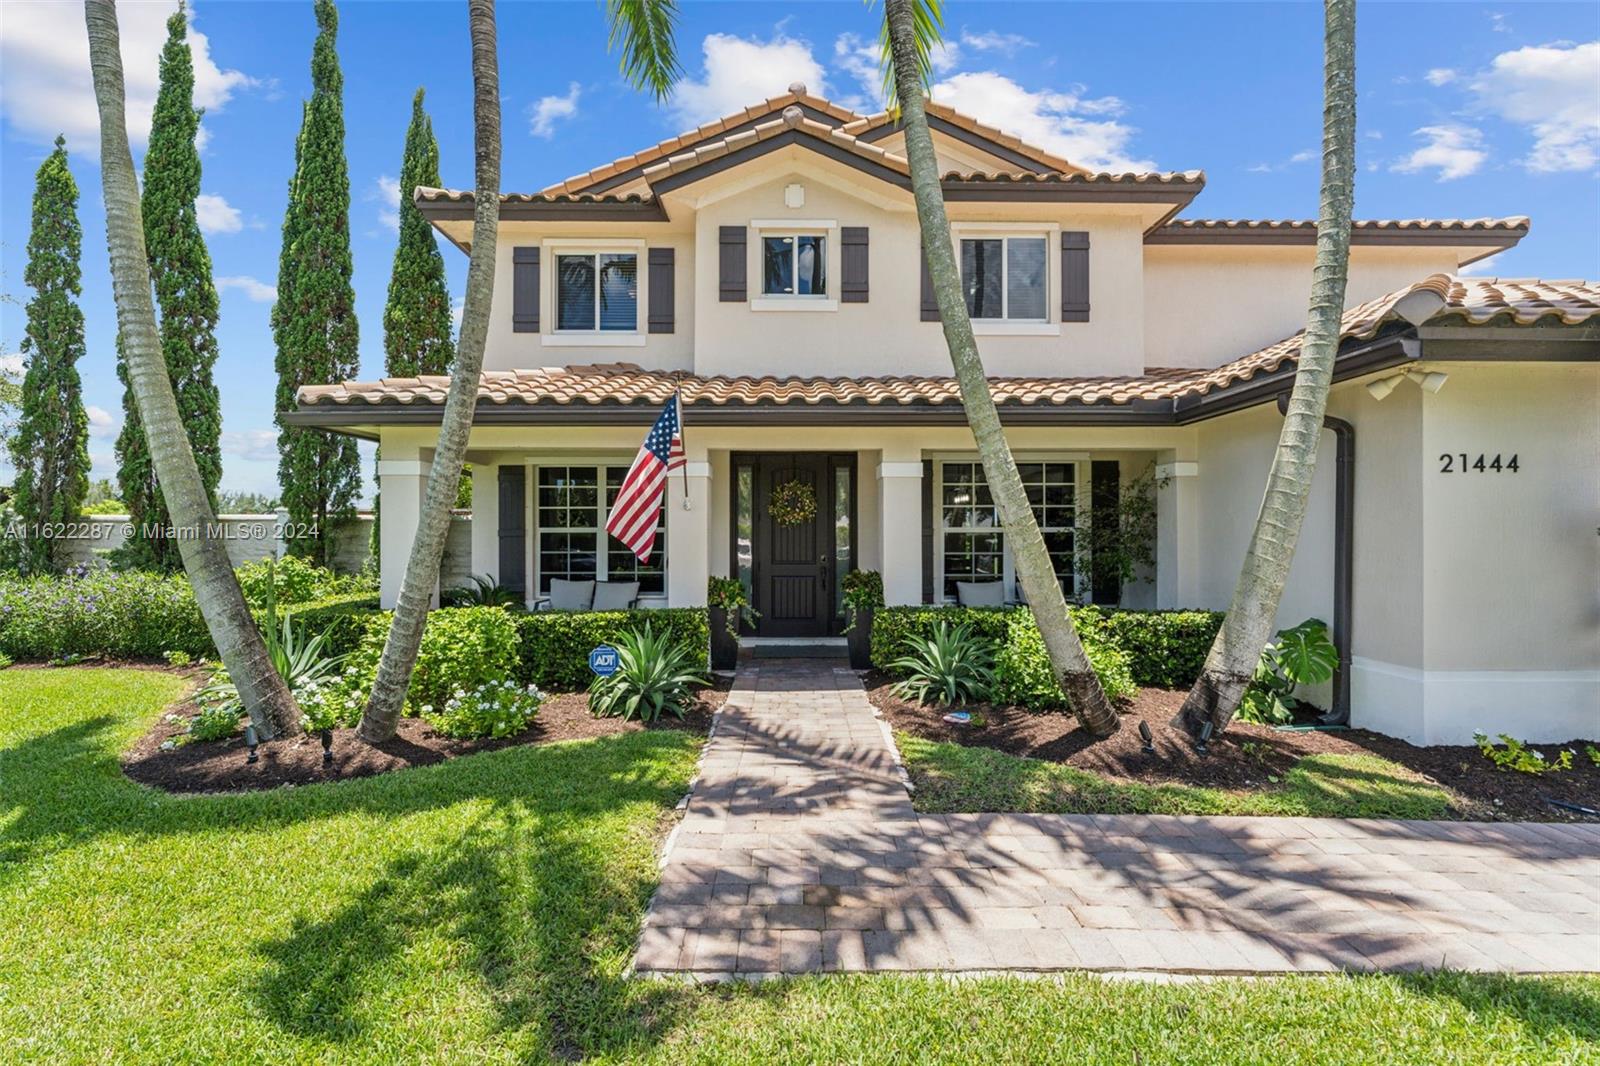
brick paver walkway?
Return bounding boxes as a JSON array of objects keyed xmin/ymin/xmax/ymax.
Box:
[{"xmin": 635, "ymin": 659, "xmax": 1600, "ymax": 978}]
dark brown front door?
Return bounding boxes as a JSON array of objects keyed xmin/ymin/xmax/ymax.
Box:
[{"xmin": 750, "ymin": 453, "xmax": 846, "ymax": 637}]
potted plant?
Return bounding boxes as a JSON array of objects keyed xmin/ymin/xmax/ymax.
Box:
[
  {"xmin": 841, "ymin": 570, "xmax": 883, "ymax": 670},
  {"xmin": 706, "ymin": 576, "xmax": 754, "ymax": 670}
]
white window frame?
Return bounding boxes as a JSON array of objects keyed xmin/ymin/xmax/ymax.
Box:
[
  {"xmin": 530, "ymin": 459, "xmax": 668, "ymax": 602},
  {"xmin": 541, "ymin": 238, "xmax": 647, "ymax": 346},
  {"xmin": 951, "ymin": 223, "xmax": 1060, "ymax": 336},
  {"xmin": 750, "ymin": 219, "xmax": 839, "ymax": 311},
  {"xmin": 932, "ymin": 453, "xmax": 1090, "ymax": 604}
]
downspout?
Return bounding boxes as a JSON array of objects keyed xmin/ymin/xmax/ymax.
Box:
[{"xmin": 1278, "ymin": 394, "xmax": 1353, "ymax": 725}]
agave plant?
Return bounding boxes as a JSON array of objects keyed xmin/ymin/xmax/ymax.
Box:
[
  {"xmin": 588, "ymin": 623, "xmax": 709, "ymax": 723},
  {"xmin": 889, "ymin": 620, "xmax": 996, "ymax": 706}
]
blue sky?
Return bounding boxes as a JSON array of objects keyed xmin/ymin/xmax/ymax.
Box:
[{"xmin": 1, "ymin": 1, "xmax": 1596, "ymax": 498}]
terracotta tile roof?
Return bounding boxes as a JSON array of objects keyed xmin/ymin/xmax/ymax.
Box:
[
  {"xmin": 1156, "ymin": 216, "xmax": 1530, "ymax": 234},
  {"xmin": 640, "ymin": 107, "xmax": 908, "ymax": 184},
  {"xmin": 839, "ymin": 100, "xmax": 1088, "ymax": 176},
  {"xmin": 414, "ymin": 186, "xmax": 657, "ymax": 208},
  {"xmin": 941, "ymin": 170, "xmax": 1205, "ymax": 187},
  {"xmin": 295, "ymin": 277, "xmax": 1600, "ymax": 415}
]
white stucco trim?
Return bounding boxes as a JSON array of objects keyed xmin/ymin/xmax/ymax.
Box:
[
  {"xmin": 376, "ymin": 460, "xmax": 430, "ymax": 476},
  {"xmin": 877, "ymin": 462, "xmax": 923, "ymax": 479},
  {"xmin": 541, "ymin": 237, "xmax": 646, "ymax": 250},
  {"xmin": 750, "ymin": 297, "xmax": 839, "ymax": 312},
  {"xmin": 682, "ymin": 461, "xmax": 712, "ymax": 479},
  {"xmin": 749, "ymin": 218, "xmax": 837, "ymax": 229},
  {"xmin": 1155, "ymin": 461, "xmax": 1199, "ymax": 479},
  {"xmin": 1352, "ymin": 656, "xmax": 1600, "ymax": 746},
  {"xmin": 973, "ymin": 321, "xmax": 1060, "ymax": 336},
  {"xmin": 541, "ymin": 333, "xmax": 647, "ymax": 348}
]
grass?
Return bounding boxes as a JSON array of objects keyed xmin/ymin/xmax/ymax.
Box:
[
  {"xmin": 0, "ymin": 667, "xmax": 1594, "ymax": 1064},
  {"xmin": 898, "ymin": 733, "xmax": 1460, "ymax": 819}
]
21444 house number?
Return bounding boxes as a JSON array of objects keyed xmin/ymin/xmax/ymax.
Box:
[{"xmin": 1439, "ymin": 452, "xmax": 1519, "ymax": 474}]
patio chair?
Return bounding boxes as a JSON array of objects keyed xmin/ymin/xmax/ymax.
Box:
[
  {"xmin": 955, "ymin": 581, "xmax": 1006, "ymax": 608},
  {"xmin": 591, "ymin": 580, "xmax": 641, "ymax": 611},
  {"xmin": 532, "ymin": 578, "xmax": 595, "ymax": 611}
]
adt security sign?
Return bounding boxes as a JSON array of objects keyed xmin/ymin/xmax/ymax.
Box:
[{"xmin": 588, "ymin": 645, "xmax": 620, "ymax": 678}]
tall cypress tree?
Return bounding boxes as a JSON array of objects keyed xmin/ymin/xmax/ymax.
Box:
[
  {"xmin": 115, "ymin": 10, "xmax": 223, "ymax": 570},
  {"xmin": 9, "ymin": 138, "xmax": 91, "ymax": 574},
  {"xmin": 274, "ymin": 0, "xmax": 361, "ymax": 564}
]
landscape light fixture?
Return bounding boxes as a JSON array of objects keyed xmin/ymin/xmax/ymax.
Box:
[
  {"xmin": 1195, "ymin": 721, "xmax": 1213, "ymax": 756},
  {"xmin": 1138, "ymin": 720, "xmax": 1156, "ymax": 755},
  {"xmin": 321, "ymin": 729, "xmax": 333, "ymax": 767},
  {"xmin": 1365, "ymin": 366, "xmax": 1448, "ymax": 401},
  {"xmin": 244, "ymin": 724, "xmax": 259, "ymax": 765}
]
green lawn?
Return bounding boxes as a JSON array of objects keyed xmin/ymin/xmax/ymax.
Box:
[
  {"xmin": 1, "ymin": 667, "xmax": 1594, "ymax": 1064},
  {"xmin": 898, "ymin": 732, "xmax": 1462, "ymax": 819}
]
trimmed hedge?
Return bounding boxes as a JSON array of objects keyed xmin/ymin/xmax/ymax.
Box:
[
  {"xmin": 280, "ymin": 594, "xmax": 381, "ymax": 658},
  {"xmin": 514, "ymin": 608, "xmax": 710, "ymax": 691},
  {"xmin": 0, "ymin": 569, "xmax": 210, "ymax": 660},
  {"xmin": 1087, "ymin": 607, "xmax": 1224, "ymax": 688},
  {"xmin": 343, "ymin": 607, "xmax": 523, "ymax": 713}
]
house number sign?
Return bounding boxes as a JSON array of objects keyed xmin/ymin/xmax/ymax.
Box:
[{"xmin": 1438, "ymin": 453, "xmax": 1519, "ymax": 474}]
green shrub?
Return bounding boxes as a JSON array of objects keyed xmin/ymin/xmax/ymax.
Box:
[
  {"xmin": 346, "ymin": 607, "xmax": 522, "ymax": 714},
  {"xmin": 282, "ymin": 594, "xmax": 380, "ymax": 659},
  {"xmin": 235, "ymin": 556, "xmax": 369, "ymax": 609},
  {"xmin": 1474, "ymin": 732, "xmax": 1574, "ymax": 775},
  {"xmin": 588, "ymin": 624, "xmax": 708, "ymax": 722},
  {"xmin": 1237, "ymin": 618, "xmax": 1337, "ymax": 725},
  {"xmin": 185, "ymin": 703, "xmax": 241, "ymax": 743},
  {"xmin": 423, "ymin": 679, "xmax": 543, "ymax": 739},
  {"xmin": 0, "ymin": 651, "xmax": 11, "ymax": 670},
  {"xmin": 1088, "ymin": 607, "xmax": 1224, "ymax": 688},
  {"xmin": 295, "ymin": 676, "xmax": 362, "ymax": 732},
  {"xmin": 870, "ymin": 607, "xmax": 1012, "ymax": 670},
  {"xmin": 889, "ymin": 621, "xmax": 995, "ymax": 706},
  {"xmin": 516, "ymin": 608, "xmax": 708, "ymax": 691},
  {"xmin": 993, "ymin": 610, "xmax": 1137, "ymax": 709},
  {"xmin": 0, "ymin": 569, "xmax": 211, "ymax": 660}
]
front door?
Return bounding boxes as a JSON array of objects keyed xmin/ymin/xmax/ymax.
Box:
[{"xmin": 749, "ymin": 453, "xmax": 849, "ymax": 637}]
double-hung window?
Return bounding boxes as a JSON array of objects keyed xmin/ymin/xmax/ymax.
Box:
[
  {"xmin": 959, "ymin": 235, "xmax": 1047, "ymax": 321},
  {"xmin": 555, "ymin": 251, "xmax": 638, "ymax": 332},
  {"xmin": 762, "ymin": 234, "xmax": 827, "ymax": 296},
  {"xmin": 536, "ymin": 465, "xmax": 666, "ymax": 595},
  {"xmin": 936, "ymin": 459, "xmax": 1081, "ymax": 601}
]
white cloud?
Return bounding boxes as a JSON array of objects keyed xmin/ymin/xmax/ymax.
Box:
[
  {"xmin": 930, "ymin": 71, "xmax": 1154, "ymax": 172},
  {"xmin": 0, "ymin": 1, "xmax": 256, "ymax": 151},
  {"xmin": 670, "ymin": 33, "xmax": 828, "ymax": 127},
  {"xmin": 450, "ymin": 296, "xmax": 465, "ymax": 329},
  {"xmin": 1468, "ymin": 41, "xmax": 1599, "ymax": 173},
  {"xmin": 0, "ymin": 353, "xmax": 23, "ymax": 377},
  {"xmin": 833, "ymin": 32, "xmax": 958, "ymax": 112},
  {"xmin": 371, "ymin": 174, "xmax": 401, "ymax": 231},
  {"xmin": 221, "ymin": 429, "xmax": 278, "ymax": 463},
  {"xmin": 86, "ymin": 404, "xmax": 119, "ymax": 439},
  {"xmin": 1425, "ymin": 68, "xmax": 1458, "ymax": 87},
  {"xmin": 194, "ymin": 192, "xmax": 242, "ymax": 235},
  {"xmin": 1458, "ymin": 252, "xmax": 1505, "ymax": 276},
  {"xmin": 1392, "ymin": 124, "xmax": 1487, "ymax": 180},
  {"xmin": 530, "ymin": 82, "xmax": 581, "ymax": 138},
  {"xmin": 960, "ymin": 30, "xmax": 1034, "ymax": 56},
  {"xmin": 215, "ymin": 275, "xmax": 276, "ymax": 302}
]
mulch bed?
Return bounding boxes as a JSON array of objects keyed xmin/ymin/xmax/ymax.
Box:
[
  {"xmin": 863, "ymin": 671, "xmax": 1600, "ymax": 822},
  {"xmin": 124, "ymin": 676, "xmax": 728, "ymax": 795}
]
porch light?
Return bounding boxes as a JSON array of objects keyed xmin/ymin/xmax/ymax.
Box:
[
  {"xmin": 244, "ymin": 724, "xmax": 259, "ymax": 765},
  {"xmin": 1406, "ymin": 369, "xmax": 1449, "ymax": 394},
  {"xmin": 1364, "ymin": 373, "xmax": 1403, "ymax": 401}
]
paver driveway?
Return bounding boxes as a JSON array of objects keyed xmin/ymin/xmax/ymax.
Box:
[{"xmin": 634, "ymin": 659, "xmax": 1600, "ymax": 978}]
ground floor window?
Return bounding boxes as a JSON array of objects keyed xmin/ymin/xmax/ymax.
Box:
[
  {"xmin": 935, "ymin": 458, "xmax": 1080, "ymax": 601},
  {"xmin": 536, "ymin": 464, "xmax": 666, "ymax": 595}
]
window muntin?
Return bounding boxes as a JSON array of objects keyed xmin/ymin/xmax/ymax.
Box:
[
  {"xmin": 535, "ymin": 464, "xmax": 665, "ymax": 595},
  {"xmin": 555, "ymin": 252, "xmax": 638, "ymax": 332},
  {"xmin": 762, "ymin": 234, "xmax": 826, "ymax": 296},
  {"xmin": 936, "ymin": 460, "xmax": 1078, "ymax": 601},
  {"xmin": 959, "ymin": 235, "xmax": 1047, "ymax": 321}
]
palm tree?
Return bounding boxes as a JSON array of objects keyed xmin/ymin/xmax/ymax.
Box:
[
  {"xmin": 83, "ymin": 0, "xmax": 300, "ymax": 739},
  {"xmin": 881, "ymin": 0, "xmax": 1119, "ymax": 736},
  {"xmin": 357, "ymin": 0, "xmax": 683, "ymax": 743},
  {"xmin": 1173, "ymin": 0, "xmax": 1356, "ymax": 739}
]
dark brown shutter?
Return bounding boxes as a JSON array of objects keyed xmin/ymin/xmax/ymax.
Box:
[
  {"xmin": 919, "ymin": 241, "xmax": 940, "ymax": 321},
  {"xmin": 718, "ymin": 226, "xmax": 746, "ymax": 302},
  {"xmin": 1090, "ymin": 460, "xmax": 1121, "ymax": 605},
  {"xmin": 1060, "ymin": 231, "xmax": 1090, "ymax": 322},
  {"xmin": 921, "ymin": 459, "xmax": 935, "ymax": 603},
  {"xmin": 512, "ymin": 247, "xmax": 539, "ymax": 332},
  {"xmin": 647, "ymin": 247, "xmax": 675, "ymax": 333},
  {"xmin": 841, "ymin": 226, "xmax": 869, "ymax": 303},
  {"xmin": 497, "ymin": 466, "xmax": 527, "ymax": 597}
]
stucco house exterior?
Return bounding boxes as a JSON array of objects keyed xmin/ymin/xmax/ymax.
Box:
[{"xmin": 285, "ymin": 87, "xmax": 1599, "ymax": 746}]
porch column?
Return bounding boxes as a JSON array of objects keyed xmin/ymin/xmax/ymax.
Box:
[
  {"xmin": 1154, "ymin": 453, "xmax": 1201, "ymax": 608},
  {"xmin": 468, "ymin": 462, "xmax": 499, "ymax": 583},
  {"xmin": 877, "ymin": 458, "xmax": 923, "ymax": 605},
  {"xmin": 376, "ymin": 458, "xmax": 433, "ymax": 609},
  {"xmin": 666, "ymin": 460, "xmax": 711, "ymax": 606}
]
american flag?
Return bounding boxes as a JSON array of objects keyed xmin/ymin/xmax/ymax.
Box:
[{"xmin": 605, "ymin": 392, "xmax": 685, "ymax": 562}]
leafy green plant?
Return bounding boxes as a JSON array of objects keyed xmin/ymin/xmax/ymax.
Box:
[
  {"xmin": 841, "ymin": 570, "xmax": 884, "ymax": 634},
  {"xmin": 443, "ymin": 574, "xmax": 523, "ymax": 609},
  {"xmin": 993, "ymin": 609, "xmax": 1136, "ymax": 709},
  {"xmin": 0, "ymin": 650, "xmax": 11, "ymax": 670},
  {"xmin": 1076, "ymin": 466, "xmax": 1165, "ymax": 602},
  {"xmin": 1474, "ymin": 732, "xmax": 1573, "ymax": 775},
  {"xmin": 0, "ymin": 568, "xmax": 211, "ymax": 661},
  {"xmin": 346, "ymin": 606, "xmax": 521, "ymax": 714},
  {"xmin": 1587, "ymin": 744, "xmax": 1600, "ymax": 768},
  {"xmin": 516, "ymin": 608, "xmax": 709, "ymax": 691},
  {"xmin": 423, "ymin": 679, "xmax": 543, "ymax": 739},
  {"xmin": 1237, "ymin": 618, "xmax": 1337, "ymax": 725},
  {"xmin": 890, "ymin": 621, "xmax": 997, "ymax": 707},
  {"xmin": 163, "ymin": 650, "xmax": 192, "ymax": 667},
  {"xmin": 588, "ymin": 624, "xmax": 709, "ymax": 722},
  {"xmin": 185, "ymin": 702, "xmax": 242, "ymax": 743},
  {"xmin": 706, "ymin": 576, "xmax": 756, "ymax": 637},
  {"xmin": 235, "ymin": 555, "xmax": 362, "ymax": 609}
]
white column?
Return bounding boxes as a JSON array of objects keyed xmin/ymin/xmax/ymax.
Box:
[
  {"xmin": 877, "ymin": 458, "xmax": 923, "ymax": 606},
  {"xmin": 666, "ymin": 460, "xmax": 711, "ymax": 606},
  {"xmin": 469, "ymin": 462, "xmax": 500, "ymax": 583},
  {"xmin": 1154, "ymin": 454, "xmax": 1200, "ymax": 608},
  {"xmin": 377, "ymin": 458, "xmax": 429, "ymax": 609}
]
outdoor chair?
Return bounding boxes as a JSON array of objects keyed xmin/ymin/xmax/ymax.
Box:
[
  {"xmin": 531, "ymin": 578, "xmax": 641, "ymax": 612},
  {"xmin": 955, "ymin": 581, "xmax": 1006, "ymax": 607}
]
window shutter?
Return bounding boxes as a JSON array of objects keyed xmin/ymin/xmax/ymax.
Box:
[
  {"xmin": 919, "ymin": 241, "xmax": 940, "ymax": 322},
  {"xmin": 512, "ymin": 247, "xmax": 540, "ymax": 332},
  {"xmin": 841, "ymin": 226, "xmax": 869, "ymax": 303},
  {"xmin": 1060, "ymin": 231, "xmax": 1090, "ymax": 322},
  {"xmin": 718, "ymin": 226, "xmax": 746, "ymax": 302},
  {"xmin": 921, "ymin": 459, "xmax": 935, "ymax": 603},
  {"xmin": 497, "ymin": 466, "xmax": 527, "ymax": 597},
  {"xmin": 1090, "ymin": 460, "xmax": 1121, "ymax": 604},
  {"xmin": 647, "ymin": 247, "xmax": 675, "ymax": 333}
]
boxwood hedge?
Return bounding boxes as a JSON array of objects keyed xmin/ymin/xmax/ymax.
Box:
[{"xmin": 513, "ymin": 608, "xmax": 709, "ymax": 691}]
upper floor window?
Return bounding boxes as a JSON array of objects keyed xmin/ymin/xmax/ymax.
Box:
[
  {"xmin": 556, "ymin": 251, "xmax": 637, "ymax": 332},
  {"xmin": 960, "ymin": 235, "xmax": 1046, "ymax": 321},
  {"xmin": 762, "ymin": 234, "xmax": 826, "ymax": 296}
]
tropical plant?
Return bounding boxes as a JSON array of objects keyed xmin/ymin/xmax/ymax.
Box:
[
  {"xmin": 1078, "ymin": 466, "xmax": 1164, "ymax": 602},
  {"xmin": 841, "ymin": 569, "xmax": 884, "ymax": 634},
  {"xmin": 588, "ymin": 624, "xmax": 708, "ymax": 722},
  {"xmin": 359, "ymin": 0, "xmax": 683, "ymax": 743},
  {"xmin": 706, "ymin": 575, "xmax": 756, "ymax": 636},
  {"xmin": 85, "ymin": 0, "xmax": 300, "ymax": 738},
  {"xmin": 445, "ymin": 573, "xmax": 523, "ymax": 608},
  {"xmin": 273, "ymin": 0, "xmax": 363, "ymax": 566},
  {"xmin": 890, "ymin": 620, "xmax": 996, "ymax": 706},
  {"xmin": 1473, "ymin": 733, "xmax": 1574, "ymax": 775},
  {"xmin": 235, "ymin": 554, "xmax": 361, "ymax": 608},
  {"xmin": 114, "ymin": 9, "xmax": 223, "ymax": 572},
  {"xmin": 1173, "ymin": 0, "xmax": 1357, "ymax": 739},
  {"xmin": 879, "ymin": 0, "xmax": 1119, "ymax": 737},
  {"xmin": 9, "ymin": 136, "xmax": 91, "ymax": 575},
  {"xmin": 1236, "ymin": 618, "xmax": 1337, "ymax": 725}
]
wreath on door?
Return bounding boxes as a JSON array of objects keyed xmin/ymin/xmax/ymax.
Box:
[{"xmin": 769, "ymin": 479, "xmax": 817, "ymax": 526}]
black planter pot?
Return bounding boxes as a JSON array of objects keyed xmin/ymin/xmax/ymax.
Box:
[
  {"xmin": 708, "ymin": 606, "xmax": 739, "ymax": 670},
  {"xmin": 846, "ymin": 606, "xmax": 874, "ymax": 670}
]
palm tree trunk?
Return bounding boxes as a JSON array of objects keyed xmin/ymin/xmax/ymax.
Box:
[
  {"xmin": 357, "ymin": 0, "xmax": 500, "ymax": 744},
  {"xmin": 1173, "ymin": 0, "xmax": 1357, "ymax": 739},
  {"xmin": 84, "ymin": 0, "xmax": 299, "ymax": 739},
  {"xmin": 882, "ymin": 0, "xmax": 1118, "ymax": 737}
]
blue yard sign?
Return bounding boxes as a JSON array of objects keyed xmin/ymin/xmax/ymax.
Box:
[{"xmin": 588, "ymin": 645, "xmax": 620, "ymax": 677}]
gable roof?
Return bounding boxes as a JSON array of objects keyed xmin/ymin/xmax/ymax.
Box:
[
  {"xmin": 839, "ymin": 99, "xmax": 1085, "ymax": 176},
  {"xmin": 1147, "ymin": 217, "xmax": 1530, "ymax": 263}
]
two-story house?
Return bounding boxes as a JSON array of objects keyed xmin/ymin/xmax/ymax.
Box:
[{"xmin": 286, "ymin": 87, "xmax": 1599, "ymax": 746}]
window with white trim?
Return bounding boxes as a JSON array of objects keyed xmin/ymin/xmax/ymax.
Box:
[
  {"xmin": 762, "ymin": 234, "xmax": 827, "ymax": 296},
  {"xmin": 936, "ymin": 459, "xmax": 1080, "ymax": 601},
  {"xmin": 535, "ymin": 465, "xmax": 665, "ymax": 594},
  {"xmin": 555, "ymin": 252, "xmax": 638, "ymax": 332},
  {"xmin": 959, "ymin": 235, "xmax": 1047, "ymax": 321}
]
